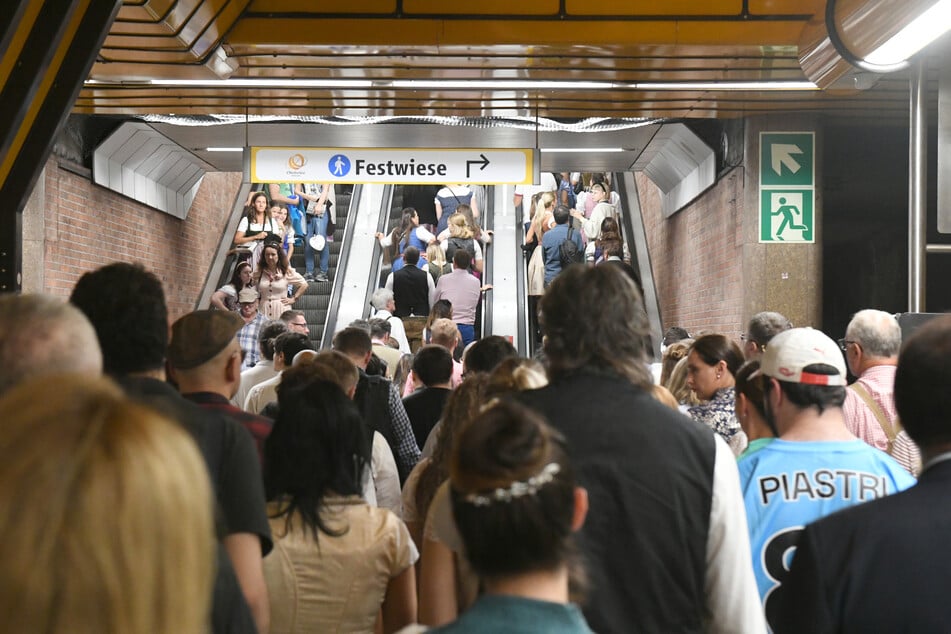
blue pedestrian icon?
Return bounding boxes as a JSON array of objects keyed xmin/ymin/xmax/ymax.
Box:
[{"xmin": 328, "ymin": 154, "xmax": 351, "ymax": 177}]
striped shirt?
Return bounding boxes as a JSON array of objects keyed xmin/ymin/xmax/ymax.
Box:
[{"xmin": 842, "ymin": 364, "xmax": 898, "ymax": 453}]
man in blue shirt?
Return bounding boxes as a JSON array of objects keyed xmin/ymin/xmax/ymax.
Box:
[
  {"xmin": 737, "ymin": 327, "xmax": 915, "ymax": 630},
  {"xmin": 773, "ymin": 316, "xmax": 951, "ymax": 633},
  {"xmin": 541, "ymin": 204, "xmax": 583, "ymax": 286}
]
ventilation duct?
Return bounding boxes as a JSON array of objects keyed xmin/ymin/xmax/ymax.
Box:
[
  {"xmin": 630, "ymin": 124, "xmax": 715, "ymax": 218},
  {"xmin": 93, "ymin": 122, "xmax": 212, "ymax": 219}
]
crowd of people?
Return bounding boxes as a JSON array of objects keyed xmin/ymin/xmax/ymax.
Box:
[
  {"xmin": 227, "ymin": 183, "xmax": 336, "ymax": 341},
  {"xmin": 3, "ymin": 176, "xmax": 951, "ymax": 632},
  {"xmin": 373, "ymin": 187, "xmax": 492, "ymax": 354},
  {"xmin": 519, "ymin": 173, "xmax": 637, "ymax": 347}
]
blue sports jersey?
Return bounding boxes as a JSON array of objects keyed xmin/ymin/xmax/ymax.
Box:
[{"xmin": 738, "ymin": 439, "xmax": 915, "ymax": 626}]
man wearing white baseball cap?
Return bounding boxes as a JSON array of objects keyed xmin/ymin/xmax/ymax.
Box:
[{"xmin": 736, "ymin": 327, "xmax": 915, "ymax": 630}]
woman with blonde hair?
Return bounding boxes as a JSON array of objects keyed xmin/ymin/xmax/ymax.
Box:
[
  {"xmin": 526, "ymin": 191, "xmax": 556, "ymax": 348},
  {"xmin": 525, "ymin": 191, "xmax": 556, "ymax": 247},
  {"xmin": 0, "ymin": 375, "xmax": 214, "ymax": 634},
  {"xmin": 437, "ymin": 203, "xmax": 488, "ymax": 243},
  {"xmin": 668, "ymin": 355, "xmax": 699, "ymax": 412},
  {"xmin": 427, "ymin": 242, "xmax": 451, "ymax": 283},
  {"xmin": 660, "ymin": 340, "xmax": 693, "ymax": 388},
  {"xmin": 442, "ymin": 211, "xmax": 484, "ymax": 274}
]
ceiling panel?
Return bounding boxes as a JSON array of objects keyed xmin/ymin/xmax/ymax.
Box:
[{"xmin": 78, "ymin": 0, "xmax": 945, "ymax": 121}]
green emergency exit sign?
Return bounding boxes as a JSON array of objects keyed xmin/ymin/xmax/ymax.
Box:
[{"xmin": 760, "ymin": 132, "xmax": 815, "ymax": 243}]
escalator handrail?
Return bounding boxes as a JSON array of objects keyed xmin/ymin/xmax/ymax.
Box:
[
  {"xmin": 197, "ymin": 182, "xmax": 256, "ymax": 310},
  {"xmin": 321, "ymin": 184, "xmax": 364, "ymax": 349},
  {"xmin": 480, "ymin": 186, "xmax": 495, "ymax": 338},
  {"xmin": 514, "ymin": 189, "xmax": 530, "ymax": 357},
  {"xmin": 363, "ymin": 185, "xmax": 396, "ymax": 319}
]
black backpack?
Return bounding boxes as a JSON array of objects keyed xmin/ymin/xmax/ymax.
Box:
[
  {"xmin": 559, "ymin": 227, "xmax": 584, "ymax": 268},
  {"xmin": 445, "ymin": 237, "xmax": 476, "ymax": 266}
]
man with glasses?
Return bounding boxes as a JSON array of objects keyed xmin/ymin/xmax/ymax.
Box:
[
  {"xmin": 839, "ymin": 310, "xmax": 903, "ymax": 455},
  {"xmin": 742, "ymin": 311, "xmax": 792, "ymax": 360},
  {"xmin": 280, "ymin": 309, "xmax": 309, "ymax": 335}
]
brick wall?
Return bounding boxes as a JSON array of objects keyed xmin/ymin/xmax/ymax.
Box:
[
  {"xmin": 639, "ymin": 167, "xmax": 747, "ymax": 338},
  {"xmin": 638, "ymin": 115, "xmax": 823, "ymax": 340},
  {"xmin": 38, "ymin": 158, "xmax": 242, "ymax": 320}
]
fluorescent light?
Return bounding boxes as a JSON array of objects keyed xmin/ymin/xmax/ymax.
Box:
[
  {"xmin": 390, "ymin": 79, "xmax": 617, "ymax": 90},
  {"xmin": 864, "ymin": 0, "xmax": 951, "ymax": 65},
  {"xmin": 148, "ymin": 78, "xmax": 375, "ymax": 88},
  {"xmin": 84, "ymin": 78, "xmax": 815, "ymax": 92},
  {"xmin": 540, "ymin": 147, "xmax": 625, "ymax": 153},
  {"xmin": 205, "ymin": 147, "xmax": 243, "ymax": 152},
  {"xmin": 635, "ymin": 81, "xmax": 817, "ymax": 91}
]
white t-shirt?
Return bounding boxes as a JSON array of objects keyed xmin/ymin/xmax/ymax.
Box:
[{"xmin": 514, "ymin": 172, "xmax": 557, "ymax": 224}]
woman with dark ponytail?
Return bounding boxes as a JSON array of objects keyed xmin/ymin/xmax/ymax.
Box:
[{"xmin": 263, "ymin": 370, "xmax": 418, "ymax": 633}]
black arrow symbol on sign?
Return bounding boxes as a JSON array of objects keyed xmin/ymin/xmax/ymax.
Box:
[{"xmin": 466, "ymin": 153, "xmax": 490, "ymax": 178}]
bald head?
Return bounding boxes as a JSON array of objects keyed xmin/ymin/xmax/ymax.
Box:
[{"xmin": 0, "ymin": 294, "xmax": 103, "ymax": 396}]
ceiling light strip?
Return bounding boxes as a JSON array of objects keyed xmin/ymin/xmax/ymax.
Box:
[{"xmin": 87, "ymin": 78, "xmax": 818, "ymax": 92}]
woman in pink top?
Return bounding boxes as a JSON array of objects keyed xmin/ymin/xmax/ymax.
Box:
[{"xmin": 253, "ymin": 242, "xmax": 308, "ymax": 320}]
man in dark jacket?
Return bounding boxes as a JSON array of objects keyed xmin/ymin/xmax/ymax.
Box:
[
  {"xmin": 386, "ymin": 246, "xmax": 434, "ymax": 352},
  {"xmin": 516, "ymin": 265, "xmax": 763, "ymax": 633},
  {"xmin": 71, "ymin": 262, "xmax": 271, "ymax": 634},
  {"xmin": 333, "ymin": 326, "xmax": 421, "ymax": 482}
]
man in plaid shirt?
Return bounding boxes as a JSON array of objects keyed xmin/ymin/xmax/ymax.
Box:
[{"xmin": 237, "ymin": 288, "xmax": 268, "ymax": 369}]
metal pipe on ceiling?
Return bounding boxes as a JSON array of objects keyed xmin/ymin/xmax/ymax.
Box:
[
  {"xmin": 798, "ymin": 0, "xmax": 945, "ymax": 89},
  {"xmin": 909, "ymin": 60, "xmax": 927, "ymax": 312}
]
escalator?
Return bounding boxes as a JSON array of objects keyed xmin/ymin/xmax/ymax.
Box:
[
  {"xmin": 291, "ymin": 185, "xmax": 354, "ymax": 345},
  {"xmin": 365, "ymin": 185, "xmax": 496, "ymax": 343},
  {"xmin": 515, "ymin": 174, "xmax": 663, "ymax": 360},
  {"xmin": 208, "ymin": 183, "xmax": 358, "ymax": 349}
]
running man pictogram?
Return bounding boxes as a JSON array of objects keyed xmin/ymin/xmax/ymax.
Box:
[{"xmin": 772, "ymin": 196, "xmax": 808, "ymax": 241}]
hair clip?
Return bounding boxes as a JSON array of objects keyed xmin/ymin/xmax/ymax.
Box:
[{"xmin": 463, "ymin": 463, "xmax": 561, "ymax": 507}]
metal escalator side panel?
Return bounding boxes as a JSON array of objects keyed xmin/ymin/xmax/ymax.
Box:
[
  {"xmin": 197, "ymin": 181, "xmax": 254, "ymax": 310},
  {"xmin": 365, "ymin": 184, "xmax": 396, "ymax": 317},
  {"xmin": 325, "ymin": 184, "xmax": 390, "ymax": 340},
  {"xmin": 480, "ymin": 185, "xmax": 493, "ymax": 337},
  {"xmin": 321, "ymin": 184, "xmax": 367, "ymax": 348},
  {"xmin": 486, "ymin": 184, "xmax": 523, "ymax": 353},
  {"xmin": 614, "ymin": 172, "xmax": 663, "ymax": 362}
]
